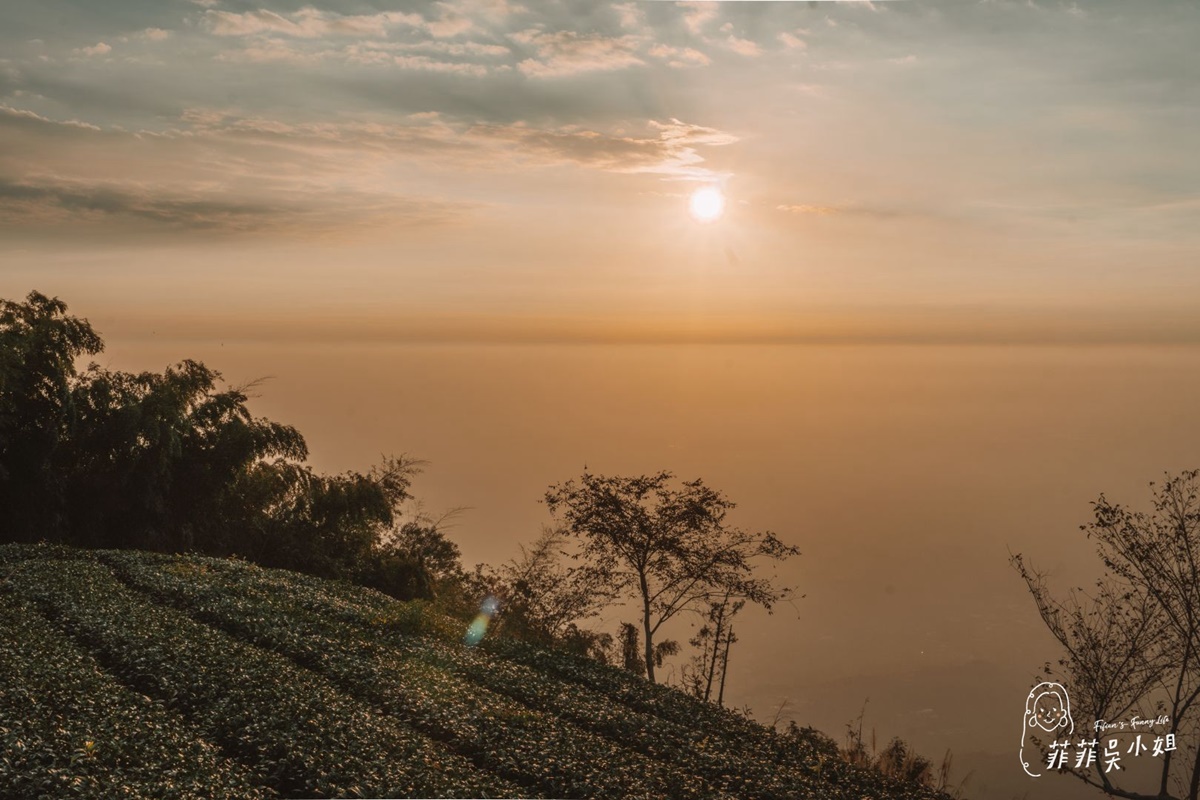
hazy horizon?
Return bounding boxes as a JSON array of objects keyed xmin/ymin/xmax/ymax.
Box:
[{"xmin": 60, "ymin": 332, "xmax": 1196, "ymax": 800}]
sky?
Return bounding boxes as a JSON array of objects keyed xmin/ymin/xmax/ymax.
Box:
[
  {"xmin": 3, "ymin": 2, "xmax": 1200, "ymax": 799},
  {"xmin": 4, "ymin": 0, "xmax": 1200, "ymax": 344}
]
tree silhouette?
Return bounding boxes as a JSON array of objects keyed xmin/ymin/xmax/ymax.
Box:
[
  {"xmin": 0, "ymin": 291, "xmax": 429, "ymax": 598},
  {"xmin": 0, "ymin": 291, "xmax": 102, "ymax": 540},
  {"xmin": 1012, "ymin": 470, "xmax": 1200, "ymax": 799},
  {"xmin": 544, "ymin": 469, "xmax": 800, "ymax": 685}
]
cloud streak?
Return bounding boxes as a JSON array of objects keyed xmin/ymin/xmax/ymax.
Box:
[{"xmin": 511, "ymin": 30, "xmax": 645, "ymax": 77}]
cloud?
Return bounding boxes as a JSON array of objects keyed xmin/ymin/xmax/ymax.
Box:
[
  {"xmin": 651, "ymin": 118, "xmax": 738, "ymax": 148},
  {"xmin": 776, "ymin": 203, "xmax": 905, "ymax": 220},
  {"xmin": 74, "ymin": 42, "xmax": 112, "ymax": 57},
  {"xmin": 399, "ymin": 41, "xmax": 510, "ymax": 57},
  {"xmin": 425, "ymin": 5, "xmax": 475, "ymax": 38},
  {"xmin": 206, "ymin": 8, "xmax": 422, "ymax": 39},
  {"xmin": 777, "ymin": 204, "xmax": 840, "ymax": 216},
  {"xmin": 778, "ymin": 32, "xmax": 807, "ymax": 50},
  {"xmin": 678, "ymin": 2, "xmax": 719, "ymax": 36},
  {"xmin": 0, "ymin": 176, "xmax": 461, "ymax": 235},
  {"xmin": 0, "ymin": 177, "xmax": 293, "ymax": 232},
  {"xmin": 0, "ymin": 105, "xmax": 466, "ymax": 237},
  {"xmin": 725, "ymin": 35, "xmax": 760, "ymax": 57},
  {"xmin": 612, "ymin": 3, "xmax": 643, "ymax": 30},
  {"xmin": 444, "ymin": 117, "xmax": 736, "ymax": 179},
  {"xmin": 190, "ymin": 3, "xmax": 483, "ymax": 39},
  {"xmin": 0, "ymin": 99, "xmax": 736, "ymax": 241},
  {"xmin": 385, "ymin": 55, "xmax": 491, "ymax": 76},
  {"xmin": 215, "ymin": 38, "xmax": 324, "ymax": 65},
  {"xmin": 141, "ymin": 28, "xmax": 171, "ymax": 41},
  {"xmin": 512, "ymin": 30, "xmax": 645, "ymax": 78},
  {"xmin": 216, "ymin": 39, "xmax": 501, "ymax": 74},
  {"xmin": 647, "ymin": 44, "xmax": 710, "ymax": 69}
]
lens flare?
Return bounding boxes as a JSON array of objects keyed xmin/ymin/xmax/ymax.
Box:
[{"xmin": 464, "ymin": 595, "xmax": 499, "ymax": 646}]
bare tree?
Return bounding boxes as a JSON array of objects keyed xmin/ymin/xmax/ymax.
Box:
[
  {"xmin": 1012, "ymin": 470, "xmax": 1200, "ymax": 799},
  {"xmin": 544, "ymin": 470, "xmax": 800, "ymax": 685},
  {"xmin": 684, "ymin": 592, "xmax": 745, "ymax": 706}
]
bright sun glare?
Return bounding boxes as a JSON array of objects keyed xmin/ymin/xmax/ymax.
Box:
[{"xmin": 688, "ymin": 186, "xmax": 725, "ymax": 223}]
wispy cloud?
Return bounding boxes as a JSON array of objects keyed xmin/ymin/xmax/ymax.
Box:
[
  {"xmin": 0, "ymin": 105, "xmax": 467, "ymax": 237},
  {"xmin": 612, "ymin": 3, "xmax": 644, "ymax": 30},
  {"xmin": 511, "ymin": 30, "xmax": 644, "ymax": 78},
  {"xmin": 778, "ymin": 32, "xmax": 807, "ymax": 50},
  {"xmin": 678, "ymin": 2, "xmax": 719, "ymax": 36},
  {"xmin": 777, "ymin": 203, "xmax": 840, "ymax": 216},
  {"xmin": 215, "ymin": 39, "xmax": 498, "ymax": 75},
  {"xmin": 776, "ymin": 202, "xmax": 907, "ymax": 220},
  {"xmin": 648, "ymin": 43, "xmax": 710, "ymax": 69},
  {"xmin": 204, "ymin": 5, "xmax": 484, "ymax": 41},
  {"xmin": 206, "ymin": 8, "xmax": 423, "ymax": 39},
  {"xmin": 724, "ymin": 35, "xmax": 760, "ymax": 57},
  {"xmin": 73, "ymin": 42, "xmax": 112, "ymax": 57}
]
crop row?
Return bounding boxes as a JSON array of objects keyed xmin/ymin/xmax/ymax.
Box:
[
  {"xmin": 102, "ymin": 552, "xmax": 717, "ymax": 800},
  {"xmin": 158, "ymin": 553, "xmax": 840, "ymax": 773},
  {"xmin": 4, "ymin": 558, "xmax": 517, "ymax": 799},
  {"xmin": 90, "ymin": 548, "xmax": 944, "ymax": 800},
  {"xmin": 0, "ymin": 585, "xmax": 273, "ymax": 800},
  {"xmin": 101, "ymin": 551, "xmax": 864, "ymax": 799},
  {"xmin": 476, "ymin": 637, "xmax": 922, "ymax": 796}
]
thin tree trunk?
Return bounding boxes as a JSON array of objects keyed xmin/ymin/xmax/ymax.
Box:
[
  {"xmin": 704, "ymin": 599, "xmax": 726, "ymax": 702},
  {"xmin": 640, "ymin": 571, "xmax": 656, "ymax": 684},
  {"xmin": 717, "ymin": 623, "xmax": 733, "ymax": 707}
]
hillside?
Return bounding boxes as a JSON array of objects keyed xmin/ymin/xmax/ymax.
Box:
[{"xmin": 0, "ymin": 543, "xmax": 952, "ymax": 799}]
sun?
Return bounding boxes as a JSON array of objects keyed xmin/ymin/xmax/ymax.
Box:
[{"xmin": 688, "ymin": 185, "xmax": 725, "ymax": 223}]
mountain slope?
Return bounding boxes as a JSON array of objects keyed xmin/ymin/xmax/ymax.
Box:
[{"xmin": 0, "ymin": 543, "xmax": 952, "ymax": 800}]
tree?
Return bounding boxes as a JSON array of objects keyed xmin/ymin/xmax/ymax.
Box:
[
  {"xmin": 63, "ymin": 360, "xmax": 308, "ymax": 553},
  {"xmin": 1012, "ymin": 470, "xmax": 1200, "ymax": 800},
  {"xmin": 683, "ymin": 592, "xmax": 745, "ymax": 706},
  {"xmin": 368, "ymin": 495, "xmax": 467, "ymax": 604},
  {"xmin": 492, "ymin": 525, "xmax": 613, "ymax": 642},
  {"xmin": 0, "ymin": 290, "xmax": 428, "ymax": 595},
  {"xmin": 543, "ymin": 470, "xmax": 800, "ymax": 685},
  {"xmin": 0, "ymin": 291, "xmax": 102, "ymax": 540}
]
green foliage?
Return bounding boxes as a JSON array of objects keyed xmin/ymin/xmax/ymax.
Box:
[
  {"xmin": 0, "ymin": 588, "xmax": 272, "ymax": 799},
  {"xmin": 4, "ymin": 554, "xmax": 507, "ymax": 798},
  {"xmin": 369, "ymin": 599, "xmax": 461, "ymax": 642},
  {"xmin": 0, "ymin": 545, "xmax": 950, "ymax": 800}
]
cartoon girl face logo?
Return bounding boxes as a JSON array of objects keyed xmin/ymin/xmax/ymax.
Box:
[{"xmin": 1020, "ymin": 682, "xmax": 1074, "ymax": 777}]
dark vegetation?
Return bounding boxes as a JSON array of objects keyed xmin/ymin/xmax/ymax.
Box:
[
  {"xmin": 1013, "ymin": 471, "xmax": 1200, "ymax": 800},
  {"xmin": 0, "ymin": 291, "xmax": 431, "ymax": 598},
  {"xmin": 1, "ymin": 291, "xmax": 958, "ymax": 798}
]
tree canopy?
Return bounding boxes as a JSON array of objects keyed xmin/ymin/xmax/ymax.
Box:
[
  {"xmin": 0, "ymin": 291, "xmax": 431, "ymax": 598},
  {"xmin": 544, "ymin": 469, "xmax": 800, "ymax": 684}
]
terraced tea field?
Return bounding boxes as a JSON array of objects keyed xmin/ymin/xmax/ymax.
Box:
[{"xmin": 0, "ymin": 543, "xmax": 951, "ymax": 799}]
